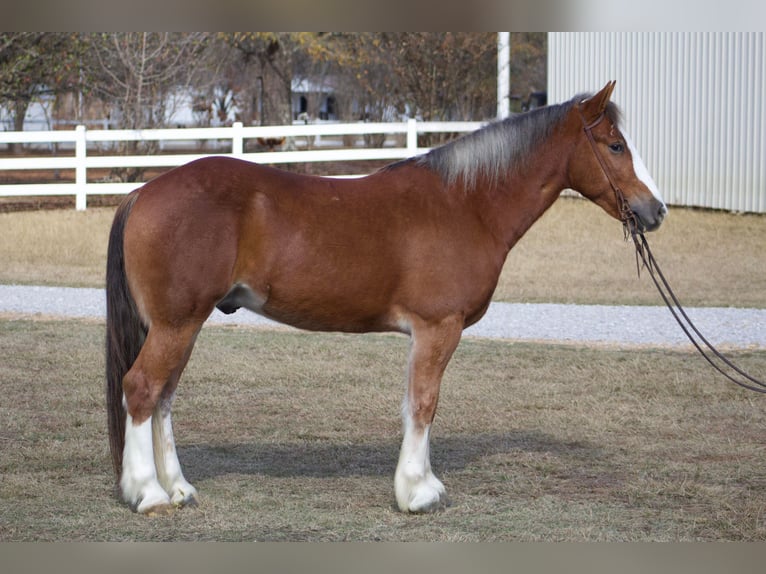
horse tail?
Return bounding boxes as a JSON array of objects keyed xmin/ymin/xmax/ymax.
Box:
[{"xmin": 105, "ymin": 191, "xmax": 144, "ymax": 480}]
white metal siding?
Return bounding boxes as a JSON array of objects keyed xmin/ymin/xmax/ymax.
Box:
[{"xmin": 548, "ymin": 32, "xmax": 765, "ymax": 213}]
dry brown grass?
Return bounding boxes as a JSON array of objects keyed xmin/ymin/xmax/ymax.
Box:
[
  {"xmin": 0, "ymin": 208, "xmax": 110, "ymax": 287},
  {"xmin": 1, "ymin": 197, "xmax": 764, "ymax": 307},
  {"xmin": 498, "ymin": 197, "xmax": 766, "ymax": 307},
  {"xmin": 1, "ymin": 318, "xmax": 765, "ymax": 541}
]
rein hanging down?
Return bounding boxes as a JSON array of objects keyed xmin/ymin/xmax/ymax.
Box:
[
  {"xmin": 628, "ymin": 227, "xmax": 766, "ymax": 394},
  {"xmin": 580, "ymin": 106, "xmax": 766, "ymax": 395}
]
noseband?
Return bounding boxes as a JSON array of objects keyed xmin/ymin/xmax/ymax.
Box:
[{"xmin": 578, "ymin": 104, "xmax": 766, "ymax": 394}]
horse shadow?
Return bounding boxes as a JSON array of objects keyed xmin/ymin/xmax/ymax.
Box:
[{"xmin": 179, "ymin": 430, "xmax": 605, "ymax": 482}]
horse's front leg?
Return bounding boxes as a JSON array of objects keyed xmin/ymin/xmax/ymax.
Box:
[{"xmin": 395, "ymin": 315, "xmax": 463, "ymax": 513}]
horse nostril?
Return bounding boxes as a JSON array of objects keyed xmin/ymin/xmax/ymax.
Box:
[{"xmin": 630, "ymin": 200, "xmax": 666, "ymax": 231}]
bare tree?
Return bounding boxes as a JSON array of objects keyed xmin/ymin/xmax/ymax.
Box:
[
  {"xmin": 87, "ymin": 33, "xmax": 212, "ymax": 130},
  {"xmin": 82, "ymin": 33, "xmax": 213, "ymax": 181},
  {"xmin": 385, "ymin": 33, "xmax": 497, "ymax": 122},
  {"xmin": 217, "ymin": 33, "xmax": 323, "ymax": 127},
  {"xmin": 323, "ymin": 32, "xmax": 546, "ymax": 123},
  {"xmin": 317, "ymin": 33, "xmax": 497, "ymax": 147},
  {"xmin": 316, "ymin": 33, "xmax": 398, "ymax": 123}
]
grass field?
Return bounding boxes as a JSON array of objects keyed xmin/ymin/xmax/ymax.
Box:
[
  {"xmin": 1, "ymin": 196, "xmax": 765, "ymax": 306},
  {"xmin": 1, "ymin": 319, "xmax": 765, "ymax": 541}
]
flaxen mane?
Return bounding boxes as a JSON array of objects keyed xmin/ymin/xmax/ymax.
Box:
[{"xmin": 417, "ymin": 94, "xmax": 622, "ymax": 190}]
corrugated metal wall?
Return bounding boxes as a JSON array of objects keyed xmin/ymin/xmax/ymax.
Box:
[{"xmin": 548, "ymin": 32, "xmax": 765, "ymax": 213}]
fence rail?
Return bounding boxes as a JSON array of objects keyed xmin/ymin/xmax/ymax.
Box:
[{"xmin": 0, "ymin": 120, "xmax": 484, "ymax": 210}]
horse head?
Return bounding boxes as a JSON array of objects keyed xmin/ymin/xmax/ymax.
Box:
[{"xmin": 568, "ymin": 81, "xmax": 667, "ymax": 232}]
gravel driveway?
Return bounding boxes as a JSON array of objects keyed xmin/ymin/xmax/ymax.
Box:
[{"xmin": 1, "ymin": 284, "xmax": 764, "ymax": 349}]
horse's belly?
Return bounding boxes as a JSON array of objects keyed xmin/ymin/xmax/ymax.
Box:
[
  {"xmin": 219, "ymin": 278, "xmax": 396, "ymax": 333},
  {"xmin": 261, "ymin": 292, "xmax": 395, "ymax": 333}
]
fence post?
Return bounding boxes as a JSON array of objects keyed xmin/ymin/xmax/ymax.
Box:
[
  {"xmin": 406, "ymin": 118, "xmax": 418, "ymax": 155},
  {"xmin": 232, "ymin": 122, "xmax": 244, "ymax": 157},
  {"xmin": 75, "ymin": 125, "xmax": 87, "ymax": 211}
]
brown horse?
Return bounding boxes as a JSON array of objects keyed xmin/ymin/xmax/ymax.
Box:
[{"xmin": 106, "ymin": 81, "xmax": 666, "ymax": 515}]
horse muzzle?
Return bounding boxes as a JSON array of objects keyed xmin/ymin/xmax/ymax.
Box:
[{"xmin": 630, "ymin": 199, "xmax": 667, "ymax": 232}]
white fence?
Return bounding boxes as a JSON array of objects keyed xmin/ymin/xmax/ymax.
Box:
[{"xmin": 0, "ymin": 120, "xmax": 483, "ymax": 210}]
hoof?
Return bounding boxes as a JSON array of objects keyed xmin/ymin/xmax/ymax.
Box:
[
  {"xmin": 407, "ymin": 489, "xmax": 448, "ymax": 514},
  {"xmin": 170, "ymin": 482, "xmax": 199, "ymax": 508},
  {"xmin": 395, "ymin": 470, "xmax": 448, "ymax": 513},
  {"xmin": 172, "ymin": 492, "xmax": 199, "ymax": 509},
  {"xmin": 131, "ymin": 484, "xmax": 173, "ymax": 515}
]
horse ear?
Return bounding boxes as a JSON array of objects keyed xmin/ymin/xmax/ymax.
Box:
[{"xmin": 580, "ymin": 80, "xmax": 616, "ymax": 122}]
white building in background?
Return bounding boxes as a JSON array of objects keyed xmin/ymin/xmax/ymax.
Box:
[
  {"xmin": 548, "ymin": 32, "xmax": 765, "ymax": 213},
  {"xmin": 291, "ymin": 77, "xmax": 338, "ymax": 122}
]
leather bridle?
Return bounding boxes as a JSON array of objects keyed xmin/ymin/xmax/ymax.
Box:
[
  {"xmin": 578, "ymin": 106, "xmax": 639, "ymax": 235},
  {"xmin": 578, "ymin": 103, "xmax": 766, "ymax": 394}
]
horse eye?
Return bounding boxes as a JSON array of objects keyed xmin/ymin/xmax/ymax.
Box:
[{"xmin": 609, "ymin": 142, "xmax": 625, "ymax": 154}]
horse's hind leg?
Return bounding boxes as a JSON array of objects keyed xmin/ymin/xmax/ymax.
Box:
[
  {"xmin": 395, "ymin": 315, "xmax": 463, "ymax": 513},
  {"xmin": 120, "ymin": 322, "xmax": 201, "ymax": 514},
  {"xmin": 152, "ymin": 395, "xmax": 198, "ymax": 508}
]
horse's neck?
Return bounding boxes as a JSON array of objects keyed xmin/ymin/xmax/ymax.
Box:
[{"xmin": 472, "ymin": 155, "xmax": 569, "ymax": 253}]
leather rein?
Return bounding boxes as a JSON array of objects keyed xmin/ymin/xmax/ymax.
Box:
[{"xmin": 580, "ymin": 106, "xmax": 766, "ymax": 394}]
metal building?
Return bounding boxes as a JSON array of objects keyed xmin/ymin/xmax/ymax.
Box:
[{"xmin": 548, "ymin": 32, "xmax": 765, "ymax": 213}]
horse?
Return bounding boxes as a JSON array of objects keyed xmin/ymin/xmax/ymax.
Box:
[{"xmin": 105, "ymin": 81, "xmax": 667, "ymax": 515}]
